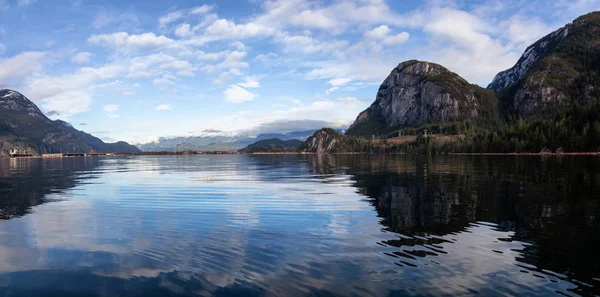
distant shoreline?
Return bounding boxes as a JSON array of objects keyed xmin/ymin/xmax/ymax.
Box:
[{"xmin": 3, "ymin": 151, "xmax": 600, "ymax": 159}]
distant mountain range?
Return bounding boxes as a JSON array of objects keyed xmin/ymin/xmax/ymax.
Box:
[
  {"xmin": 0, "ymin": 89, "xmax": 140, "ymax": 156},
  {"xmin": 137, "ymin": 130, "xmax": 318, "ymax": 152}
]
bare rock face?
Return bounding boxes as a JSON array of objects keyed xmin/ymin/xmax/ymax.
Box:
[
  {"xmin": 489, "ymin": 12, "xmax": 600, "ymax": 118},
  {"xmin": 299, "ymin": 129, "xmax": 342, "ymax": 153},
  {"xmin": 346, "ymin": 60, "xmax": 496, "ymax": 137},
  {"xmin": 487, "ymin": 26, "xmax": 571, "ymax": 93}
]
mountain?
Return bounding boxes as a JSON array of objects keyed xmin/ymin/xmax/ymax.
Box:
[
  {"xmin": 336, "ymin": 12, "xmax": 600, "ymax": 153},
  {"xmin": 0, "ymin": 89, "xmax": 140, "ymax": 156},
  {"xmin": 233, "ymin": 130, "xmax": 317, "ymax": 147},
  {"xmin": 173, "ymin": 142, "xmax": 201, "ymax": 152},
  {"xmin": 137, "ymin": 130, "xmax": 317, "ymax": 152},
  {"xmin": 489, "ymin": 12, "xmax": 600, "ymax": 119},
  {"xmin": 196, "ymin": 143, "xmax": 240, "ymax": 152},
  {"xmin": 345, "ymin": 60, "xmax": 498, "ymax": 138},
  {"xmin": 299, "ymin": 129, "xmax": 374, "ymax": 153},
  {"xmin": 239, "ymin": 138, "xmax": 303, "ymax": 153}
]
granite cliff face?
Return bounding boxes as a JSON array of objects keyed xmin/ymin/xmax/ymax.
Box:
[
  {"xmin": 490, "ymin": 12, "xmax": 600, "ymax": 118},
  {"xmin": 299, "ymin": 129, "xmax": 342, "ymax": 153},
  {"xmin": 0, "ymin": 89, "xmax": 140, "ymax": 156},
  {"xmin": 487, "ymin": 26, "xmax": 571, "ymax": 93},
  {"xmin": 346, "ymin": 61, "xmax": 497, "ymax": 137}
]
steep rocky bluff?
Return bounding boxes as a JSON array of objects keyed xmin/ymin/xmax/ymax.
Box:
[
  {"xmin": 0, "ymin": 89, "xmax": 140, "ymax": 156},
  {"xmin": 346, "ymin": 60, "xmax": 497, "ymax": 137},
  {"xmin": 344, "ymin": 11, "xmax": 600, "ymax": 141},
  {"xmin": 489, "ymin": 12, "xmax": 600, "ymax": 118},
  {"xmin": 299, "ymin": 129, "xmax": 344, "ymax": 153}
]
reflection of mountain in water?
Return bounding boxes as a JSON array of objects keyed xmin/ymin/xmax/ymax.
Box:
[
  {"xmin": 303, "ymin": 154, "xmax": 600, "ymax": 293},
  {"xmin": 0, "ymin": 158, "xmax": 101, "ymax": 219}
]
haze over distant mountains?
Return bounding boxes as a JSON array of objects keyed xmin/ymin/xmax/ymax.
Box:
[{"xmin": 137, "ymin": 130, "xmax": 319, "ymax": 152}]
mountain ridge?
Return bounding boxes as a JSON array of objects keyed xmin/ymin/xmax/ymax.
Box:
[
  {"xmin": 311, "ymin": 11, "xmax": 600, "ymax": 154},
  {"xmin": 0, "ymin": 89, "xmax": 140, "ymax": 156}
]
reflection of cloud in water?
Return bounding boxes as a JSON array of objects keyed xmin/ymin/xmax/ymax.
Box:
[{"xmin": 0, "ymin": 155, "xmax": 597, "ymax": 296}]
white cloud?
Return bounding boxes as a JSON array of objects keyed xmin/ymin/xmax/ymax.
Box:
[
  {"xmin": 189, "ymin": 4, "xmax": 214, "ymax": 15},
  {"xmin": 325, "ymin": 87, "xmax": 338, "ymax": 94},
  {"xmin": 420, "ymin": 7, "xmax": 521, "ymax": 84},
  {"xmin": 24, "ymin": 64, "xmax": 124, "ymax": 119},
  {"xmin": 255, "ymin": 0, "xmax": 420, "ymax": 33},
  {"xmin": 224, "ymin": 84, "xmax": 257, "ymax": 103},
  {"xmin": 27, "ymin": 64, "xmax": 124, "ymax": 99},
  {"xmin": 127, "ymin": 53, "xmax": 190, "ymax": 78},
  {"xmin": 155, "ymin": 104, "xmax": 172, "ymax": 110},
  {"xmin": 238, "ymin": 76, "xmax": 260, "ymax": 88},
  {"xmin": 71, "ymin": 52, "xmax": 93, "ymax": 64},
  {"xmin": 103, "ymin": 104, "xmax": 120, "ymax": 118},
  {"xmin": 175, "ymin": 23, "xmax": 192, "ymax": 38},
  {"xmin": 103, "ymin": 104, "xmax": 119, "ymax": 113},
  {"xmin": 88, "ymin": 32, "xmax": 175, "ymax": 51},
  {"xmin": 159, "ymin": 11, "xmax": 183, "ymax": 27},
  {"xmin": 91, "ymin": 12, "xmax": 139, "ymax": 30},
  {"xmin": 500, "ymin": 16, "xmax": 552, "ymax": 48},
  {"xmin": 204, "ymin": 19, "xmax": 273, "ymax": 40},
  {"xmin": 279, "ymin": 96, "xmax": 301, "ymax": 105},
  {"xmin": 364, "ymin": 25, "xmax": 410, "ymax": 46},
  {"xmin": 0, "ymin": 43, "xmax": 5, "ymax": 54},
  {"xmin": 202, "ymin": 50, "xmax": 248, "ymax": 83},
  {"xmin": 383, "ymin": 32, "xmax": 410, "ymax": 46},
  {"xmin": 255, "ymin": 52, "xmax": 278, "ymax": 62},
  {"xmin": 328, "ymin": 77, "xmax": 352, "ymax": 87},
  {"xmin": 276, "ymin": 32, "xmax": 349, "ymax": 55},
  {"xmin": 365, "ymin": 25, "xmax": 391, "ymax": 39},
  {"xmin": 255, "ymin": 96, "xmax": 368, "ymax": 129},
  {"xmin": 557, "ymin": 0, "xmax": 600, "ymax": 18},
  {"xmin": 0, "ymin": 51, "xmax": 46, "ymax": 88},
  {"xmin": 152, "ymin": 75, "xmax": 176, "ymax": 91},
  {"xmin": 42, "ymin": 91, "xmax": 91, "ymax": 119}
]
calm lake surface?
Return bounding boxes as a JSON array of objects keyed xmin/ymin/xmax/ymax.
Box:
[{"xmin": 0, "ymin": 155, "xmax": 598, "ymax": 297}]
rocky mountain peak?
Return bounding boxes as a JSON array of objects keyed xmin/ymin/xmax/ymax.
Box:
[
  {"xmin": 487, "ymin": 12, "xmax": 600, "ymax": 93},
  {"xmin": 346, "ymin": 60, "xmax": 497, "ymax": 137},
  {"xmin": 0, "ymin": 89, "xmax": 47, "ymax": 119},
  {"xmin": 298, "ymin": 128, "xmax": 342, "ymax": 153},
  {"xmin": 487, "ymin": 25, "xmax": 571, "ymax": 92}
]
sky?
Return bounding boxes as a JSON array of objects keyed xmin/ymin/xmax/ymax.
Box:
[{"xmin": 0, "ymin": 0, "xmax": 598, "ymax": 144}]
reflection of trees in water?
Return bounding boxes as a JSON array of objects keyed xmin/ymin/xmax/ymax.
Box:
[
  {"xmin": 303, "ymin": 154, "xmax": 600, "ymax": 290},
  {"xmin": 0, "ymin": 157, "xmax": 101, "ymax": 219}
]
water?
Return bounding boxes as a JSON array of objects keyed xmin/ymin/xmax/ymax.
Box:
[{"xmin": 0, "ymin": 155, "xmax": 598, "ymax": 297}]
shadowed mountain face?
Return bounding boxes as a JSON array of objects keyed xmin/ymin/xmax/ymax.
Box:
[
  {"xmin": 0, "ymin": 155, "xmax": 598, "ymax": 296},
  {"xmin": 239, "ymin": 138, "xmax": 303, "ymax": 153},
  {"xmin": 489, "ymin": 12, "xmax": 600, "ymax": 118},
  {"xmin": 0, "ymin": 89, "xmax": 140, "ymax": 155}
]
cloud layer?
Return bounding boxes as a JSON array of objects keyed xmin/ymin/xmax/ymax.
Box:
[{"xmin": 0, "ymin": 0, "xmax": 596, "ymax": 142}]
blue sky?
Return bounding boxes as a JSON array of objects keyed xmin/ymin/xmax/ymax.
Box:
[{"xmin": 0, "ymin": 0, "xmax": 598, "ymax": 143}]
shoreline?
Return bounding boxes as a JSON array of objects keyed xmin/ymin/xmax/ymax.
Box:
[{"xmin": 4, "ymin": 151, "xmax": 600, "ymax": 158}]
